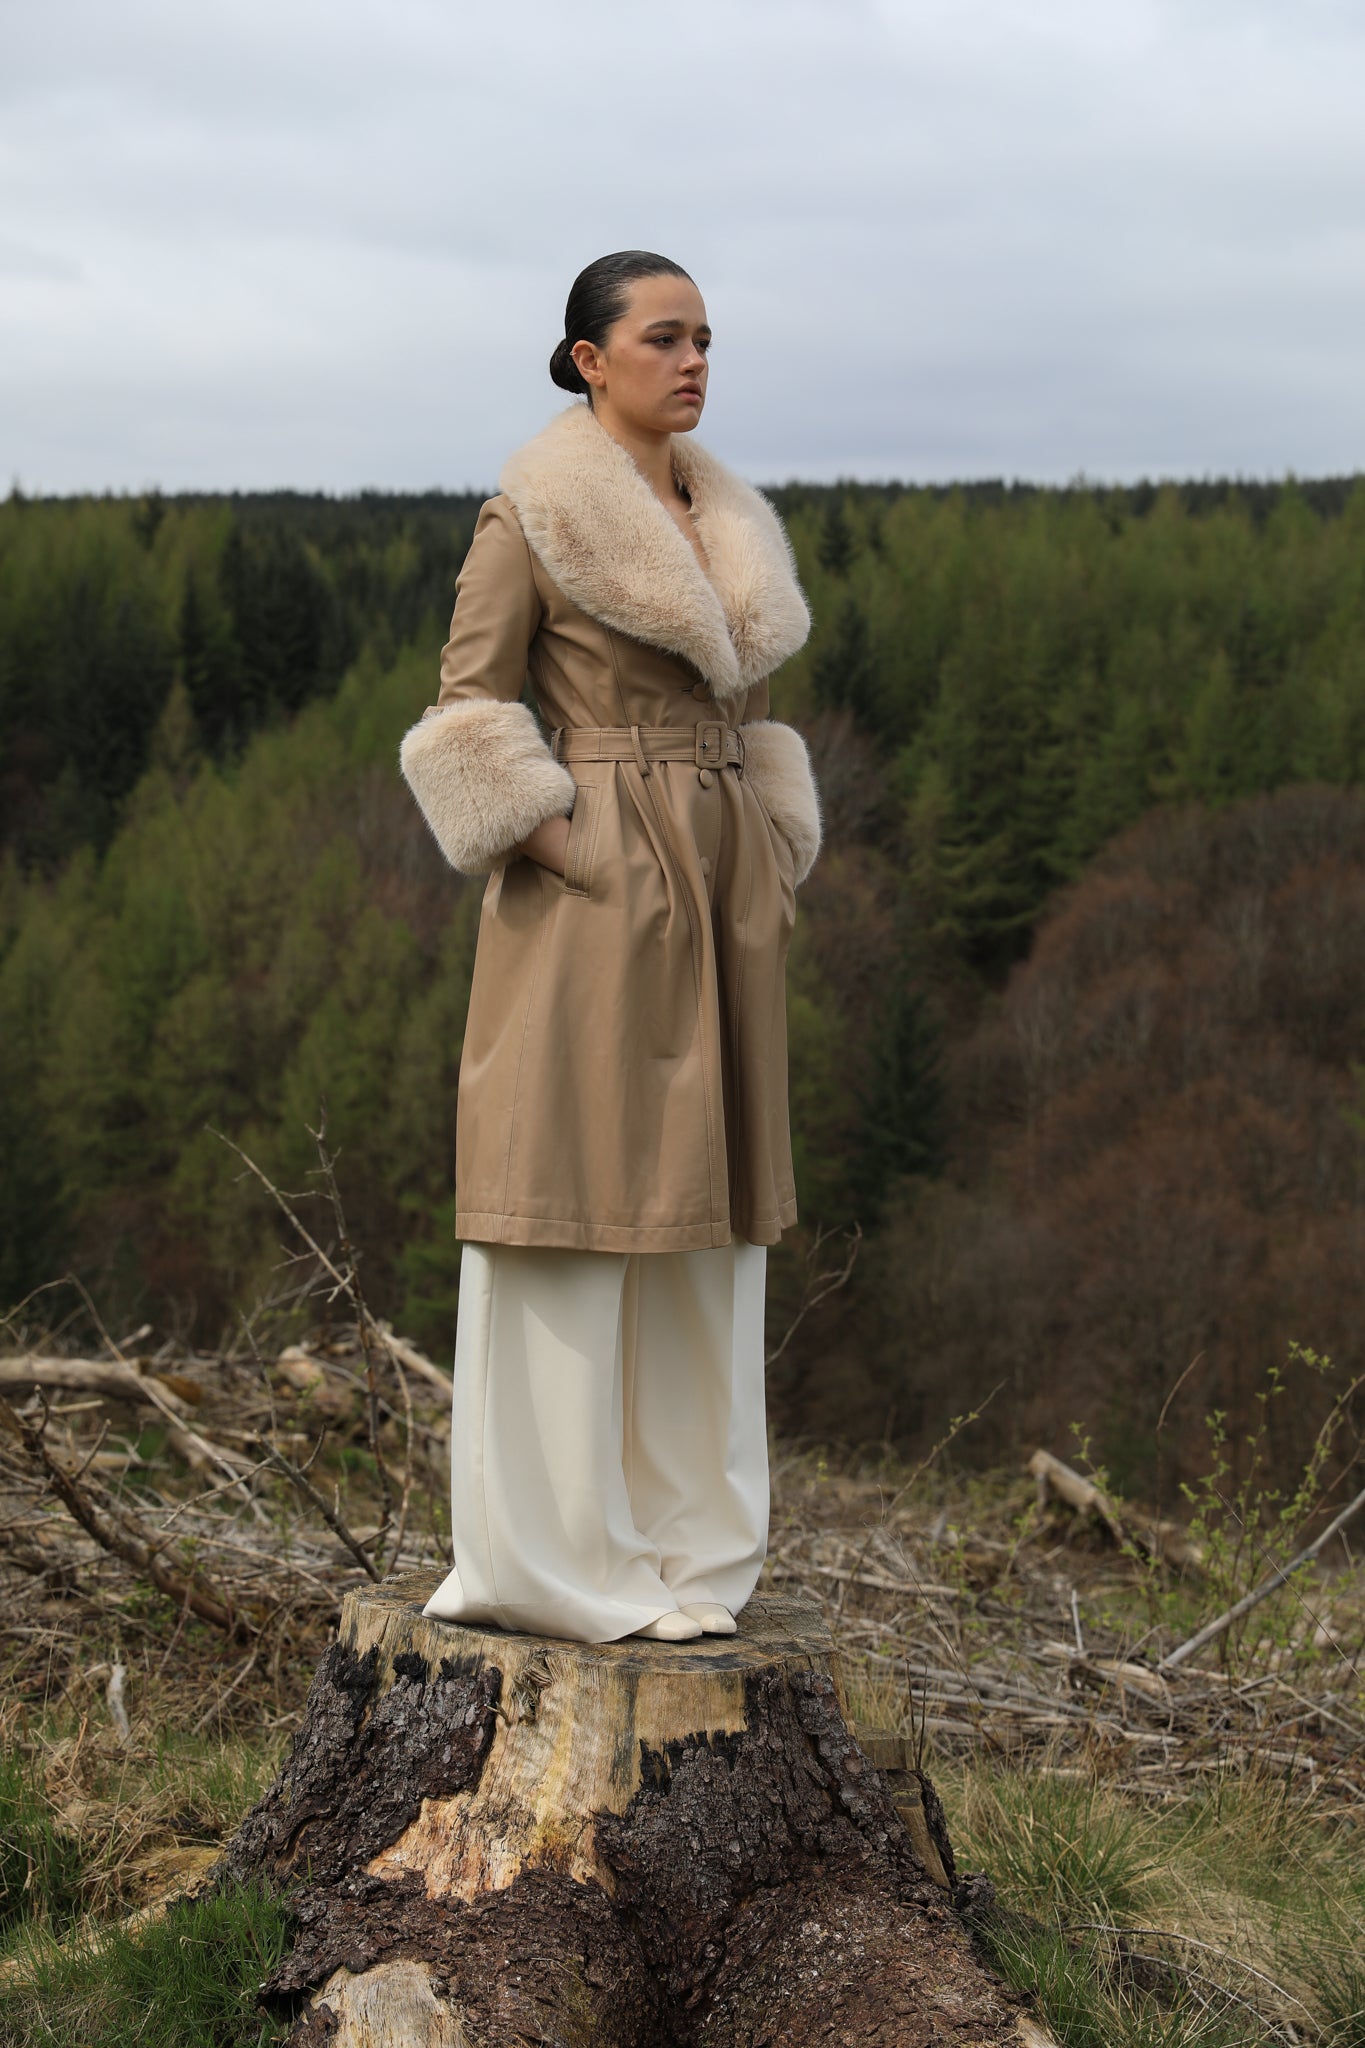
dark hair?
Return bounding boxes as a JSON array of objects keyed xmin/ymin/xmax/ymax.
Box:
[{"xmin": 549, "ymin": 250, "xmax": 694, "ymax": 403}]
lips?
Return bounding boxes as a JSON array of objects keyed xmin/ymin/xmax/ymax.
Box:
[{"xmin": 677, "ymin": 388, "xmax": 702, "ymax": 400}]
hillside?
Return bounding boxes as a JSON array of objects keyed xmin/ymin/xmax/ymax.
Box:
[
  {"xmin": 780, "ymin": 783, "xmax": 1365, "ymax": 1493},
  {"xmin": 4, "ymin": 471, "xmax": 1365, "ymax": 1492}
]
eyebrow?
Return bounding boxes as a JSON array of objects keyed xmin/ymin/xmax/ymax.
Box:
[{"xmin": 642, "ymin": 318, "xmax": 712, "ymax": 337}]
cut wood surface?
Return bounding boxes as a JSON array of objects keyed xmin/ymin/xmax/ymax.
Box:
[
  {"xmin": 1029, "ymin": 1448, "xmax": 1204, "ymax": 1567},
  {"xmin": 219, "ymin": 1569, "xmax": 1051, "ymax": 2047},
  {"xmin": 0, "ymin": 1355, "xmax": 197, "ymax": 1410}
]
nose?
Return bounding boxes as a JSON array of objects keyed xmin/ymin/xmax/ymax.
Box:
[{"xmin": 678, "ymin": 342, "xmax": 706, "ymax": 377}]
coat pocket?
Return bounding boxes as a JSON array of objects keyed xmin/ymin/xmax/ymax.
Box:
[
  {"xmin": 770, "ymin": 815, "xmax": 798, "ymax": 888},
  {"xmin": 561, "ymin": 779, "xmax": 601, "ymax": 897},
  {"xmin": 750, "ymin": 785, "xmax": 797, "ymax": 892}
]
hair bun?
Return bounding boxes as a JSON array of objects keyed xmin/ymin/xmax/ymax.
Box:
[{"xmin": 549, "ymin": 336, "xmax": 588, "ymax": 395}]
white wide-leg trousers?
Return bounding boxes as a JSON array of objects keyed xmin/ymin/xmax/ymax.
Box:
[{"xmin": 421, "ymin": 1236, "xmax": 770, "ymax": 1643}]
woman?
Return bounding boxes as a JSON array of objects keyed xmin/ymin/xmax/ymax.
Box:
[{"xmin": 399, "ymin": 250, "xmax": 821, "ymax": 1644}]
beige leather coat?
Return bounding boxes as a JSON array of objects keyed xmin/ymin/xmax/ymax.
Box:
[{"xmin": 399, "ymin": 400, "xmax": 822, "ymax": 1252}]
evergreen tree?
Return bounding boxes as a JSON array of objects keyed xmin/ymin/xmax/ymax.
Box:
[
  {"xmin": 817, "ymin": 497, "xmax": 857, "ymax": 576},
  {"xmin": 811, "ymin": 595, "xmax": 881, "ymax": 730},
  {"xmin": 179, "ymin": 567, "xmax": 246, "ymax": 758},
  {"xmin": 846, "ymin": 912, "xmax": 947, "ymax": 1227},
  {"xmin": 1160, "ymin": 650, "xmax": 1241, "ymax": 804}
]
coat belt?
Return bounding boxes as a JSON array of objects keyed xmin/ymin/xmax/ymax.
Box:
[{"xmin": 549, "ymin": 722, "xmax": 745, "ymax": 776}]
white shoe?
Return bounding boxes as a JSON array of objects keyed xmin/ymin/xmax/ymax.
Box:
[
  {"xmin": 678, "ymin": 1602, "xmax": 737, "ymax": 1634},
  {"xmin": 630, "ymin": 1610, "xmax": 704, "ymax": 1641}
]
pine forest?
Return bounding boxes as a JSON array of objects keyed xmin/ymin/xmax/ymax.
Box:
[{"xmin": 5, "ymin": 470, "xmax": 1365, "ymax": 1497}]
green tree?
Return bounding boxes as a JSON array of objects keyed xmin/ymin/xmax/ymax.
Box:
[
  {"xmin": 811, "ymin": 595, "xmax": 881, "ymax": 730},
  {"xmin": 846, "ymin": 939, "xmax": 947, "ymax": 1228},
  {"xmin": 817, "ymin": 497, "xmax": 857, "ymax": 576}
]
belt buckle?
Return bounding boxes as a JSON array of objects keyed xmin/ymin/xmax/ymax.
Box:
[{"xmin": 694, "ymin": 721, "xmax": 725, "ymax": 768}]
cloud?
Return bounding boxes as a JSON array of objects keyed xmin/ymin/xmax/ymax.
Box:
[{"xmin": 2, "ymin": 0, "xmax": 1362, "ymax": 490}]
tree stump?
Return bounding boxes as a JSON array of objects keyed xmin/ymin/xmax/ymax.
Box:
[{"xmin": 219, "ymin": 1567, "xmax": 1044, "ymax": 2046}]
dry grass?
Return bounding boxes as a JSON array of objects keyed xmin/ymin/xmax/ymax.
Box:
[{"xmin": 1, "ymin": 1329, "xmax": 1362, "ymax": 2044}]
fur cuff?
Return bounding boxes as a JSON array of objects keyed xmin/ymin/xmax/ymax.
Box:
[
  {"xmin": 399, "ymin": 697, "xmax": 577, "ymax": 875},
  {"xmin": 741, "ymin": 720, "xmax": 822, "ymax": 885}
]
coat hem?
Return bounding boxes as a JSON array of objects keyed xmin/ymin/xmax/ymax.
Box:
[{"xmin": 455, "ymin": 1202, "xmax": 797, "ymax": 1253}]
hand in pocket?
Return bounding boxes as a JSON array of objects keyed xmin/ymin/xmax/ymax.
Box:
[{"xmin": 515, "ymin": 806, "xmax": 573, "ymax": 876}]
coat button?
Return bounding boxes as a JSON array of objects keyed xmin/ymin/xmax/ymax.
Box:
[
  {"xmin": 700, "ymin": 856, "xmax": 711, "ymax": 876},
  {"xmin": 698, "ymin": 768, "xmax": 714, "ymax": 789},
  {"xmin": 691, "ymin": 681, "xmax": 710, "ymax": 701}
]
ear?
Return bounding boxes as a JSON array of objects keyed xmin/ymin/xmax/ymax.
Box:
[{"xmin": 570, "ymin": 340, "xmax": 605, "ymax": 393}]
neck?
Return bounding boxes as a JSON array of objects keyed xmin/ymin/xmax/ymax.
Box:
[{"xmin": 588, "ymin": 400, "xmax": 677, "ymax": 498}]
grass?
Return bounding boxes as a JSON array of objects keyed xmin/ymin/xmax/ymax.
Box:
[
  {"xmin": 0, "ymin": 1717, "xmax": 285, "ymax": 1928},
  {"xmin": 979, "ymin": 1921, "xmax": 1257, "ymax": 2048},
  {"xmin": 0, "ymin": 1748, "xmax": 84, "ymax": 1934},
  {"xmin": 0, "ymin": 1879, "xmax": 291, "ymax": 2048},
  {"xmin": 923, "ymin": 1749, "xmax": 1365, "ymax": 2045},
  {"xmin": 0, "ymin": 1734, "xmax": 291, "ymax": 2048}
]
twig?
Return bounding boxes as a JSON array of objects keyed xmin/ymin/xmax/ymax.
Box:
[
  {"xmin": 157, "ymin": 1455, "xmax": 277, "ymax": 1527},
  {"xmin": 209, "ymin": 1108, "xmax": 414, "ymax": 1552},
  {"xmin": 1064, "ymin": 1922, "xmax": 1315, "ymax": 2025},
  {"xmin": 1155, "ymin": 1352, "xmax": 1205, "ymax": 1436},
  {"xmin": 1160, "ymin": 1477, "xmax": 1365, "ymax": 1672},
  {"xmin": 190, "ymin": 1626, "xmax": 271, "ymax": 1738},
  {"xmin": 252, "ymin": 1437, "xmax": 382, "ymax": 1582},
  {"xmin": 383, "ymin": 1347, "xmax": 415, "ymax": 1574},
  {"xmin": 834, "ymin": 1387, "xmax": 1003, "ymax": 1625},
  {"xmin": 764, "ymin": 1223, "xmax": 861, "ymax": 1367}
]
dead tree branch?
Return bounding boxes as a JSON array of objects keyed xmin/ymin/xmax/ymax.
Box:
[{"xmin": 0, "ymin": 1392, "xmax": 254, "ymax": 1641}]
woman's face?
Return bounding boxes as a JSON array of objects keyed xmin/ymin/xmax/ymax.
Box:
[{"xmin": 571, "ymin": 274, "xmax": 710, "ymax": 435}]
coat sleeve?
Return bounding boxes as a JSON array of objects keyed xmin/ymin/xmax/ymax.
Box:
[
  {"xmin": 398, "ymin": 495, "xmax": 577, "ymax": 875},
  {"xmin": 738, "ymin": 680, "xmax": 823, "ymax": 887}
]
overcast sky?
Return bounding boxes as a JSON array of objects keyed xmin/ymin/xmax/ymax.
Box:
[{"xmin": 3, "ymin": 0, "xmax": 1363, "ymax": 494}]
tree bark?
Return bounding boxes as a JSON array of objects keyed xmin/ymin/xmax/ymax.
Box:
[{"xmin": 218, "ymin": 1568, "xmax": 1045, "ymax": 2046}]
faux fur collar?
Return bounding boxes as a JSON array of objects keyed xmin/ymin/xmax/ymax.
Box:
[{"xmin": 498, "ymin": 401, "xmax": 811, "ymax": 703}]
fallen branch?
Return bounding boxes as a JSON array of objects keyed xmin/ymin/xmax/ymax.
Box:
[
  {"xmin": 375, "ymin": 1322, "xmax": 452, "ymax": 1394},
  {"xmin": 1029, "ymin": 1450, "xmax": 1203, "ymax": 1568},
  {"xmin": 1, "ymin": 1354, "xmax": 264, "ymax": 1507},
  {"xmin": 1160, "ymin": 1477, "xmax": 1365, "ymax": 1673},
  {"xmin": 0, "ymin": 1393, "xmax": 255, "ymax": 1641},
  {"xmin": 767, "ymin": 1556, "xmax": 961, "ymax": 1598},
  {"xmin": 0, "ymin": 1356, "xmax": 194, "ymax": 1410}
]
